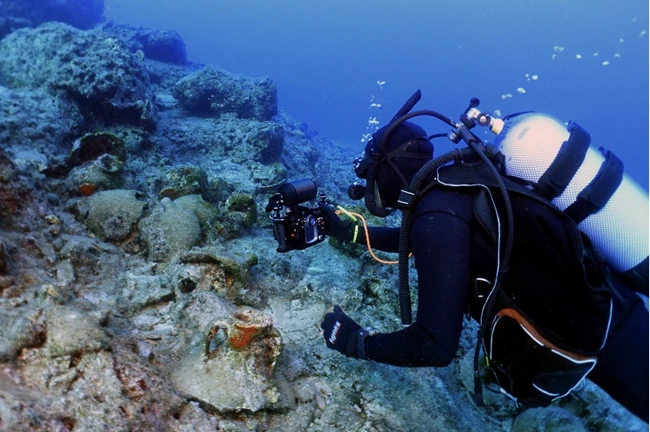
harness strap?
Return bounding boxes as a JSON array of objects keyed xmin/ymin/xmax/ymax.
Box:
[
  {"xmin": 563, "ymin": 148, "xmax": 624, "ymax": 224},
  {"xmin": 386, "ymin": 138, "xmax": 433, "ymax": 160},
  {"xmin": 534, "ymin": 122, "xmax": 591, "ymax": 200},
  {"xmin": 397, "ymin": 180, "xmax": 438, "ymax": 210}
]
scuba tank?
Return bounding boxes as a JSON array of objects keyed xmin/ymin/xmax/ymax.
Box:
[{"xmin": 490, "ymin": 112, "xmax": 649, "ymax": 292}]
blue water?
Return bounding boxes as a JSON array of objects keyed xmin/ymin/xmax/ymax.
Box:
[{"xmin": 104, "ymin": 0, "xmax": 649, "ymax": 189}]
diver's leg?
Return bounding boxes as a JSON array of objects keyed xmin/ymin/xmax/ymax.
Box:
[{"xmin": 588, "ymin": 280, "xmax": 649, "ymax": 422}]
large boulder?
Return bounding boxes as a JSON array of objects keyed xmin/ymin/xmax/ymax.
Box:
[
  {"xmin": 141, "ymin": 28, "xmax": 186, "ymax": 64},
  {"xmin": 173, "ymin": 65, "xmax": 277, "ymax": 121},
  {"xmin": 0, "ymin": 0, "xmax": 104, "ymax": 32},
  {"xmin": 160, "ymin": 115, "xmax": 284, "ymax": 165},
  {"xmin": 0, "ymin": 23, "xmax": 157, "ymax": 128},
  {"xmin": 102, "ymin": 23, "xmax": 187, "ymax": 64},
  {"xmin": 0, "ymin": 86, "xmax": 83, "ymax": 167}
]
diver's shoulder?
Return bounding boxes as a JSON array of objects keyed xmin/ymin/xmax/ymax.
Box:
[{"xmin": 415, "ymin": 186, "xmax": 474, "ymax": 218}]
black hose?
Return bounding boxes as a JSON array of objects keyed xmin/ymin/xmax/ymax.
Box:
[
  {"xmin": 398, "ymin": 147, "xmax": 473, "ymax": 324},
  {"xmin": 462, "ymin": 131, "xmax": 515, "ymax": 406}
]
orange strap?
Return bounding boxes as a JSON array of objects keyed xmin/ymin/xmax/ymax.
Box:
[
  {"xmin": 497, "ymin": 308, "xmax": 594, "ymax": 361},
  {"xmin": 336, "ymin": 206, "xmax": 412, "ymax": 265}
]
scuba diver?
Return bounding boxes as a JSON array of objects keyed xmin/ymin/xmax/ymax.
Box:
[{"xmin": 318, "ymin": 90, "xmax": 649, "ymax": 421}]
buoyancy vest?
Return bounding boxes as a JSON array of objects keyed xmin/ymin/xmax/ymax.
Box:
[{"xmin": 435, "ymin": 160, "xmax": 614, "ymax": 406}]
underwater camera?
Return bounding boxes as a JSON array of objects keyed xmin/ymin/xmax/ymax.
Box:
[{"xmin": 265, "ymin": 179, "xmax": 329, "ymax": 253}]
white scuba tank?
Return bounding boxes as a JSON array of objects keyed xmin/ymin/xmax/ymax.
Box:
[{"xmin": 492, "ymin": 112, "xmax": 648, "ymax": 278}]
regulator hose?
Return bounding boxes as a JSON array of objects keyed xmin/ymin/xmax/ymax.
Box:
[{"xmin": 397, "ymin": 147, "xmax": 474, "ymax": 324}]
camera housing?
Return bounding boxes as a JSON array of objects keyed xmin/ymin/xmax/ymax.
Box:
[{"xmin": 266, "ymin": 179, "xmax": 328, "ymax": 253}]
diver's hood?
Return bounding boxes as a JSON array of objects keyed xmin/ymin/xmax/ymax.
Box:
[{"xmin": 352, "ymin": 90, "xmax": 433, "ymax": 217}]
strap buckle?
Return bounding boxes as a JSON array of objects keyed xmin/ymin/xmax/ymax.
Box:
[{"xmin": 397, "ymin": 188, "xmax": 417, "ymax": 209}]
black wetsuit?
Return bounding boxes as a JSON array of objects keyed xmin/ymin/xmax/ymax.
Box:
[{"xmin": 362, "ymin": 188, "xmax": 649, "ymax": 421}]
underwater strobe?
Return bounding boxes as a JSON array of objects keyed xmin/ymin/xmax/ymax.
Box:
[{"xmin": 265, "ymin": 179, "xmax": 328, "ymax": 253}]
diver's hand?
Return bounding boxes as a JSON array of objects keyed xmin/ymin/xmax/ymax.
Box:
[
  {"xmin": 318, "ymin": 202, "xmax": 355, "ymax": 242},
  {"xmin": 320, "ymin": 305, "xmax": 362, "ymax": 358}
]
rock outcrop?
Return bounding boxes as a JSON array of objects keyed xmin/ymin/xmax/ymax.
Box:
[
  {"xmin": 0, "ymin": 23, "xmax": 157, "ymax": 129},
  {"xmin": 0, "ymin": 0, "xmax": 104, "ymax": 33}
]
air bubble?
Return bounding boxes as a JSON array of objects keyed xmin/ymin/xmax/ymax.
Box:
[{"xmin": 360, "ymin": 81, "xmax": 386, "ymax": 142}]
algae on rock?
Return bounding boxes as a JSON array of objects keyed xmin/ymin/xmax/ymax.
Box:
[
  {"xmin": 218, "ymin": 193, "xmax": 258, "ymax": 240},
  {"xmin": 159, "ymin": 166, "xmax": 209, "ymax": 200}
]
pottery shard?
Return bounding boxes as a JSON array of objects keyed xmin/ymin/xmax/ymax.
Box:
[
  {"xmin": 172, "ymin": 308, "xmax": 284, "ymax": 413},
  {"xmin": 228, "ymin": 309, "xmax": 273, "ymax": 350}
]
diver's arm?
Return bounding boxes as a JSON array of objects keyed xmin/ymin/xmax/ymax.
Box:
[
  {"xmin": 355, "ymin": 227, "xmax": 400, "ymax": 253},
  {"xmin": 364, "ymin": 191, "xmax": 472, "ymax": 366},
  {"xmin": 320, "ymin": 204, "xmax": 399, "ymax": 251}
]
